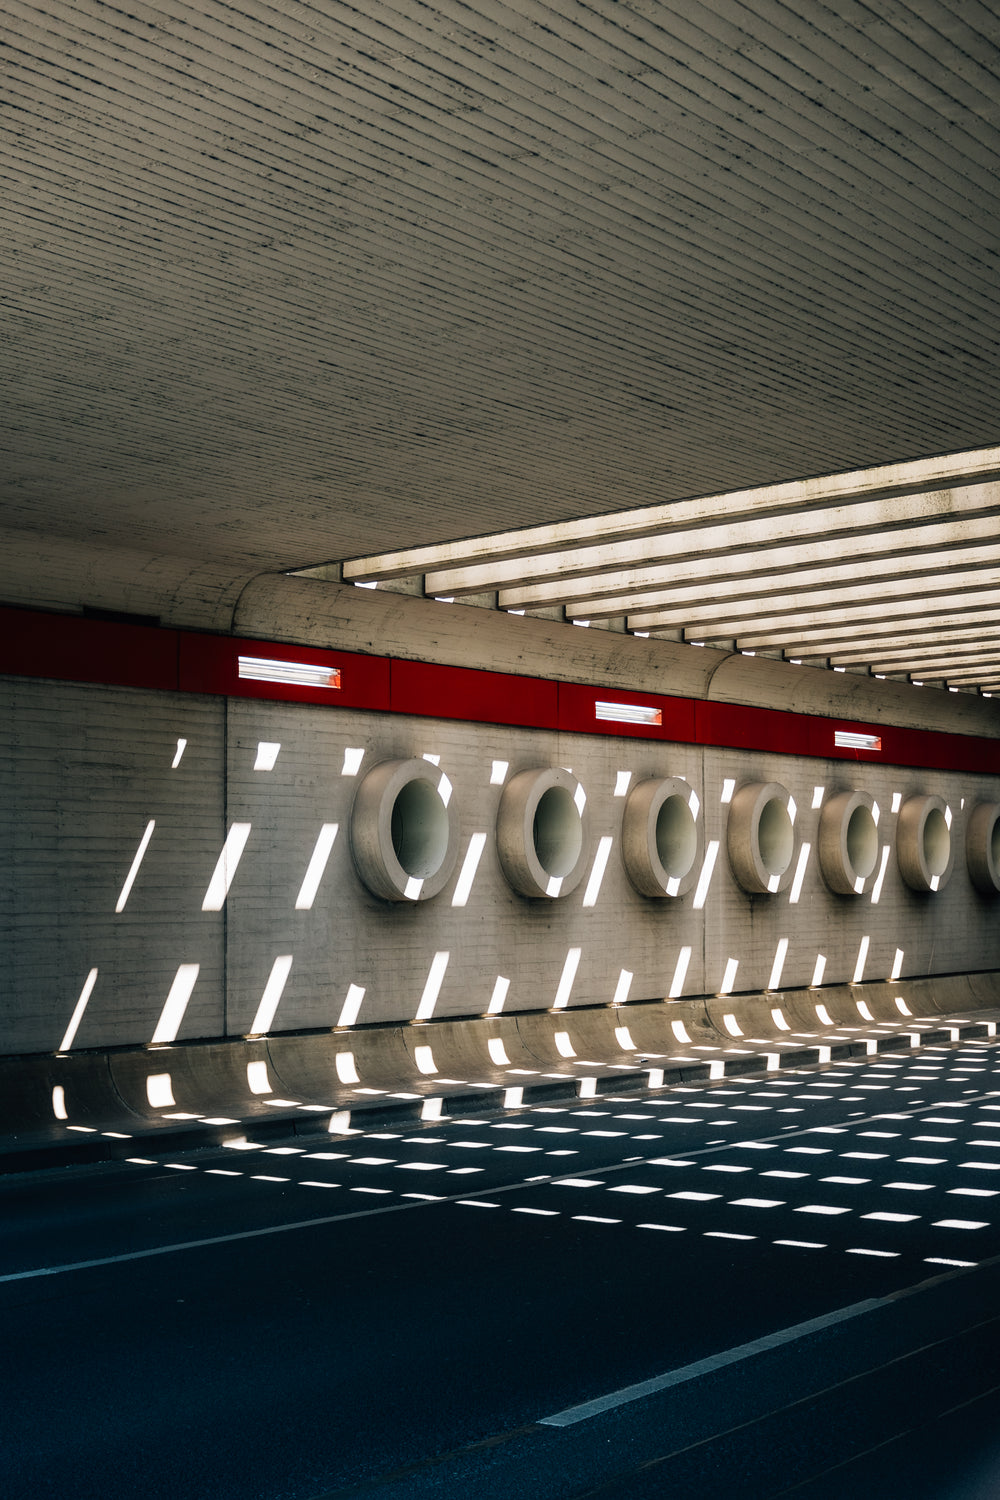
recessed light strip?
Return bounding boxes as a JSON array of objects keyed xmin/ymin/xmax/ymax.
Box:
[
  {"xmin": 835, "ymin": 731, "xmax": 882, "ymax": 751},
  {"xmin": 238, "ymin": 655, "xmax": 341, "ymax": 690},
  {"xmin": 595, "ymin": 700, "xmax": 662, "ymax": 726}
]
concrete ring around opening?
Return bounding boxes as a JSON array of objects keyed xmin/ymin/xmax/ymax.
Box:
[
  {"xmin": 726, "ymin": 781, "xmax": 800, "ymax": 896},
  {"xmin": 622, "ymin": 776, "xmax": 704, "ymax": 898},
  {"xmin": 818, "ymin": 789, "xmax": 880, "ymax": 896},
  {"xmin": 966, "ymin": 801, "xmax": 1000, "ymax": 894},
  {"xmin": 496, "ymin": 767, "xmax": 589, "ymax": 898},
  {"xmin": 349, "ymin": 758, "xmax": 460, "ymax": 902},
  {"xmin": 896, "ymin": 793, "xmax": 955, "ymax": 893}
]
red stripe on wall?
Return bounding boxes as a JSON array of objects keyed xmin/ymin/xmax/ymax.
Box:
[
  {"xmin": 0, "ymin": 605, "xmax": 996, "ymax": 775},
  {"xmin": 391, "ymin": 659, "xmax": 558, "ymax": 729}
]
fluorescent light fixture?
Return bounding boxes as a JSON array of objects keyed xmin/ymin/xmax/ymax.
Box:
[
  {"xmin": 238, "ymin": 655, "xmax": 341, "ymax": 689},
  {"xmin": 835, "ymin": 731, "xmax": 882, "ymax": 751},
  {"xmin": 595, "ymin": 700, "xmax": 662, "ymax": 725}
]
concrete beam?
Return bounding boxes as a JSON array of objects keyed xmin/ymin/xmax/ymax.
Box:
[
  {"xmin": 569, "ymin": 535, "xmax": 1000, "ymax": 622},
  {"xmin": 618, "ymin": 564, "xmax": 1000, "ymax": 635},
  {"xmin": 681, "ymin": 608, "xmax": 1000, "ymax": 654},
  {"xmin": 488, "ymin": 489, "xmax": 1000, "ymax": 608},
  {"xmin": 678, "ymin": 591, "xmax": 1000, "ymax": 647},
  {"xmin": 342, "ymin": 446, "xmax": 1000, "ymax": 583}
]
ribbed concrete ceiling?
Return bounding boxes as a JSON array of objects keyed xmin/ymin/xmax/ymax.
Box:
[
  {"xmin": 2, "ymin": 1, "xmax": 999, "ymax": 662},
  {"xmin": 344, "ymin": 446, "xmax": 1000, "ymax": 690}
]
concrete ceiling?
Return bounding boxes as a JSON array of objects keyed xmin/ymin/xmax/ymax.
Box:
[
  {"xmin": 2, "ymin": 1, "xmax": 999, "ymax": 663},
  {"xmin": 343, "ymin": 446, "xmax": 1000, "ymax": 688}
]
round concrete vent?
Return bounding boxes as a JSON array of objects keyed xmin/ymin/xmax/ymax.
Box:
[
  {"xmin": 966, "ymin": 801, "xmax": 1000, "ymax": 894},
  {"xmin": 622, "ymin": 776, "xmax": 704, "ymax": 897},
  {"xmin": 818, "ymin": 790, "xmax": 879, "ymax": 896},
  {"xmin": 896, "ymin": 793, "xmax": 954, "ymax": 893},
  {"xmin": 496, "ymin": 767, "xmax": 588, "ymax": 898},
  {"xmin": 726, "ymin": 781, "xmax": 799, "ymax": 895},
  {"xmin": 350, "ymin": 758, "xmax": 460, "ymax": 901}
]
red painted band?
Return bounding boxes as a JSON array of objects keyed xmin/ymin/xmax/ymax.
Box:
[{"xmin": 0, "ymin": 605, "xmax": 996, "ymax": 775}]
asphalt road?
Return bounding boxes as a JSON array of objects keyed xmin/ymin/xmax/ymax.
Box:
[{"xmin": 4, "ymin": 1038, "xmax": 1000, "ymax": 1499}]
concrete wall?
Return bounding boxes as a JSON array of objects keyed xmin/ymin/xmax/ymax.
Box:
[{"xmin": 3, "ymin": 669, "xmax": 998, "ymax": 1058}]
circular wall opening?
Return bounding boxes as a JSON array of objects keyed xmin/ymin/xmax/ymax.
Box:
[
  {"xmin": 896, "ymin": 793, "xmax": 954, "ymax": 893},
  {"xmin": 532, "ymin": 785, "xmax": 583, "ymax": 877},
  {"xmin": 846, "ymin": 805, "xmax": 879, "ymax": 879},
  {"xmin": 818, "ymin": 790, "xmax": 879, "ymax": 895},
  {"xmin": 350, "ymin": 758, "xmax": 460, "ymax": 901},
  {"xmin": 391, "ymin": 778, "xmax": 451, "ymax": 879},
  {"xmin": 726, "ymin": 781, "xmax": 799, "ymax": 895},
  {"xmin": 622, "ymin": 777, "xmax": 703, "ymax": 898},
  {"xmin": 496, "ymin": 767, "xmax": 589, "ymax": 898},
  {"xmin": 758, "ymin": 797, "xmax": 794, "ymax": 876},
  {"xmin": 968, "ymin": 803, "xmax": 1000, "ymax": 894},
  {"xmin": 656, "ymin": 795, "xmax": 698, "ymax": 877},
  {"xmin": 923, "ymin": 806, "xmax": 950, "ymax": 876}
]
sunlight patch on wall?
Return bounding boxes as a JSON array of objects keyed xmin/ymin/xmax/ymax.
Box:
[
  {"xmin": 415, "ymin": 951, "xmax": 450, "ymax": 1022},
  {"xmin": 789, "ymin": 843, "xmax": 811, "ymax": 904},
  {"xmin": 342, "ymin": 747, "xmax": 365, "ymax": 776},
  {"xmin": 719, "ymin": 958, "xmax": 739, "ymax": 996},
  {"xmin": 451, "ymin": 832, "xmax": 487, "ymax": 907},
  {"xmin": 692, "ymin": 842, "xmax": 719, "ymax": 910},
  {"xmin": 870, "ymin": 845, "xmax": 892, "ymax": 904},
  {"xmin": 58, "ymin": 967, "xmax": 98, "ymax": 1052},
  {"xmin": 487, "ymin": 976, "xmax": 510, "ymax": 1015},
  {"xmin": 768, "ymin": 938, "xmax": 789, "ymax": 992},
  {"xmin": 146, "ymin": 1073, "xmax": 175, "ymax": 1108},
  {"xmin": 612, "ymin": 969, "xmax": 633, "ymax": 1007},
  {"xmin": 247, "ymin": 1060, "xmax": 272, "ymax": 1095},
  {"xmin": 669, "ymin": 946, "xmax": 692, "ymax": 999},
  {"xmin": 853, "ymin": 936, "xmax": 870, "ymax": 984},
  {"xmin": 202, "ymin": 824, "xmax": 252, "ymax": 911},
  {"xmin": 553, "ymin": 948, "xmax": 582, "ymax": 1009},
  {"xmin": 115, "ymin": 820, "xmax": 155, "ymax": 912},
  {"xmin": 582, "ymin": 837, "xmax": 614, "ymax": 907},
  {"xmin": 295, "ymin": 823, "xmax": 339, "ymax": 909},
  {"xmin": 254, "ymin": 741, "xmax": 281, "ymax": 770},
  {"xmin": 150, "ymin": 964, "xmax": 200, "ymax": 1045},
  {"xmin": 171, "ymin": 739, "xmax": 187, "ymax": 769},
  {"xmin": 248, "ymin": 955, "xmax": 294, "ymax": 1036},
  {"xmin": 337, "ymin": 984, "xmax": 366, "ymax": 1029}
]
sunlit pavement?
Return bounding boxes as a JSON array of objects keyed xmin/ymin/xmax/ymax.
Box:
[{"xmin": 5, "ymin": 1039, "xmax": 1000, "ymax": 1498}]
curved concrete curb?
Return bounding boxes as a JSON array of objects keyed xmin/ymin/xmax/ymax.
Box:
[{"xmin": 3, "ymin": 971, "xmax": 999, "ymax": 1173}]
